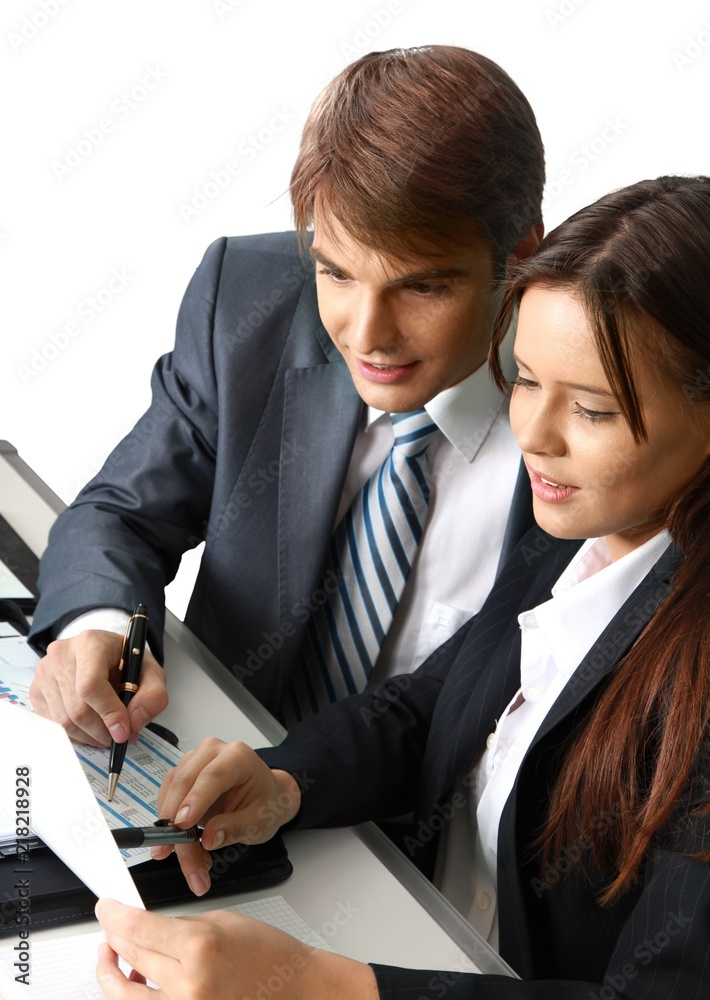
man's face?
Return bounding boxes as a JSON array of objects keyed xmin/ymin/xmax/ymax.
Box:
[{"xmin": 311, "ymin": 207, "xmax": 498, "ymax": 412}]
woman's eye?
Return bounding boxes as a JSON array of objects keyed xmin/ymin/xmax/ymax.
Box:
[
  {"xmin": 510, "ymin": 375, "xmax": 537, "ymax": 390},
  {"xmin": 572, "ymin": 405, "xmax": 618, "ymax": 423}
]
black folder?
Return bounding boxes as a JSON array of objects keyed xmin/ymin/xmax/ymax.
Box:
[{"xmin": 0, "ymin": 834, "xmax": 292, "ymax": 934}]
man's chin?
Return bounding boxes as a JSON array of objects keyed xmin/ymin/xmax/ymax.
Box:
[
  {"xmin": 349, "ymin": 370, "xmax": 434, "ymax": 413},
  {"xmin": 354, "ymin": 384, "xmax": 432, "ymax": 413}
]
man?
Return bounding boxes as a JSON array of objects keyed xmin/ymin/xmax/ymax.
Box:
[{"xmin": 29, "ymin": 45, "xmax": 544, "ymax": 742}]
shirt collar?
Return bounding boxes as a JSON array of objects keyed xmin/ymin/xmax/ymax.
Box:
[
  {"xmin": 521, "ymin": 530, "xmax": 672, "ymax": 684},
  {"xmin": 364, "ymin": 325, "xmax": 514, "ymax": 463}
]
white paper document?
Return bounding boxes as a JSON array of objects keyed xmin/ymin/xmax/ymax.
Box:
[
  {"xmin": 0, "ymin": 629, "xmax": 39, "ymax": 678},
  {"xmin": 0, "ymin": 702, "xmax": 144, "ymax": 908},
  {"xmin": 0, "ymin": 650, "xmax": 182, "ymax": 866},
  {"xmin": 0, "ymin": 895, "xmax": 329, "ymax": 998},
  {"xmin": 73, "ymin": 730, "xmax": 183, "ymax": 866}
]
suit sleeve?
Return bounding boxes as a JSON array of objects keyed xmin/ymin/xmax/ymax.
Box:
[
  {"xmin": 256, "ymin": 623, "xmax": 471, "ymax": 828},
  {"xmin": 29, "ymin": 238, "xmax": 228, "ymax": 660},
  {"xmin": 259, "ymin": 648, "xmax": 709, "ymax": 997}
]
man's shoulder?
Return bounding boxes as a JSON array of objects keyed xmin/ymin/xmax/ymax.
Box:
[
  {"xmin": 222, "ymin": 230, "xmax": 308, "ymax": 263},
  {"xmin": 202, "ymin": 231, "xmax": 313, "ymax": 299},
  {"xmin": 226, "ymin": 230, "xmax": 302, "ymax": 250}
]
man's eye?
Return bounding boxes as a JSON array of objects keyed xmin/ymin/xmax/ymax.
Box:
[
  {"xmin": 407, "ymin": 282, "xmax": 448, "ymax": 296},
  {"xmin": 316, "ymin": 267, "xmax": 348, "ymax": 283}
]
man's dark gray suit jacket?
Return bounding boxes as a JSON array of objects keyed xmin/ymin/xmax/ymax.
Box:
[
  {"xmin": 258, "ymin": 532, "xmax": 710, "ymax": 998},
  {"xmin": 30, "ymin": 233, "xmax": 533, "ymax": 717}
]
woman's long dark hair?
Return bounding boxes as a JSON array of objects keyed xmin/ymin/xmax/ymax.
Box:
[{"xmin": 490, "ymin": 176, "xmax": 710, "ymax": 904}]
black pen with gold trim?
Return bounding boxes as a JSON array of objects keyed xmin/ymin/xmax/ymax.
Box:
[{"xmin": 107, "ymin": 604, "xmax": 149, "ymax": 801}]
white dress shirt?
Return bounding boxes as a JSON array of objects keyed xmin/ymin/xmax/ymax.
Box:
[
  {"xmin": 348, "ymin": 353, "xmax": 521, "ymax": 684},
  {"xmin": 434, "ymin": 529, "xmax": 672, "ymax": 950},
  {"xmin": 60, "ymin": 344, "xmax": 522, "ymax": 683}
]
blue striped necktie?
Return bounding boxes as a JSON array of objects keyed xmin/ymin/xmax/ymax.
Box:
[{"xmin": 284, "ymin": 408, "xmax": 439, "ymax": 723}]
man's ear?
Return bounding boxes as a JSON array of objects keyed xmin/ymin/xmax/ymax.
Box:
[{"xmin": 511, "ymin": 222, "xmax": 545, "ymax": 262}]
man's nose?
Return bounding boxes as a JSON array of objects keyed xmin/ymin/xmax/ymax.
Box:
[{"xmin": 349, "ymin": 291, "xmax": 399, "ymax": 355}]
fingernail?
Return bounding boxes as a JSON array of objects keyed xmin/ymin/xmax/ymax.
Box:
[
  {"xmin": 211, "ymin": 829, "xmax": 225, "ymax": 850},
  {"xmin": 109, "ymin": 724, "xmax": 128, "ymax": 743},
  {"xmin": 188, "ymin": 869, "xmax": 210, "ymax": 896},
  {"xmin": 175, "ymin": 805, "xmax": 190, "ymax": 824},
  {"xmin": 130, "ymin": 707, "xmax": 150, "ymax": 729},
  {"xmin": 150, "ymin": 846, "xmax": 171, "ymax": 860}
]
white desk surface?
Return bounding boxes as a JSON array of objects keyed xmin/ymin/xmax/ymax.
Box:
[{"xmin": 0, "ymin": 440, "xmax": 515, "ymax": 977}]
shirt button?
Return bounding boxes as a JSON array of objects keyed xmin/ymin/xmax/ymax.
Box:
[
  {"xmin": 486, "ymin": 733, "xmax": 496, "ymax": 750},
  {"xmin": 522, "ymin": 613, "xmax": 536, "ymax": 627},
  {"xmin": 477, "ymin": 892, "xmax": 491, "ymax": 911}
]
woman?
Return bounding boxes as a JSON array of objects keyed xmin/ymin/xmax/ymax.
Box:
[{"xmin": 95, "ymin": 176, "xmax": 710, "ymax": 998}]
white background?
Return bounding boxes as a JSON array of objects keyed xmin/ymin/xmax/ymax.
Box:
[{"xmin": 2, "ymin": 0, "xmax": 708, "ymax": 613}]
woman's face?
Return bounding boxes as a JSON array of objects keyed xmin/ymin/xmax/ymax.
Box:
[{"xmin": 510, "ymin": 286, "xmax": 710, "ymax": 561}]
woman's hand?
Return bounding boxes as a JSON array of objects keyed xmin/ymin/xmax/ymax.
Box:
[
  {"xmin": 152, "ymin": 737, "xmax": 301, "ymax": 895},
  {"xmin": 95, "ymin": 899, "xmax": 379, "ymax": 1000}
]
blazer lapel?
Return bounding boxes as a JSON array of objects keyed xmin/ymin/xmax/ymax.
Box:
[
  {"xmin": 531, "ymin": 543, "xmax": 681, "ymax": 744},
  {"xmin": 420, "ymin": 534, "xmax": 583, "ymax": 814},
  {"xmin": 495, "ymin": 544, "xmax": 681, "ymax": 972},
  {"xmin": 277, "ymin": 361, "xmax": 362, "ymax": 666},
  {"xmin": 496, "ymin": 460, "xmax": 535, "ymax": 574}
]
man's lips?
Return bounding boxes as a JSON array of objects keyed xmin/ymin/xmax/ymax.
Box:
[
  {"xmin": 355, "ymin": 358, "xmax": 420, "ymax": 383},
  {"xmin": 526, "ymin": 463, "xmax": 580, "ymax": 503}
]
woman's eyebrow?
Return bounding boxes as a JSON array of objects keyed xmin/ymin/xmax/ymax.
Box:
[{"xmin": 513, "ymin": 352, "xmax": 617, "ymax": 398}]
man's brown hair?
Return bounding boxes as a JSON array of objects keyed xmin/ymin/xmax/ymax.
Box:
[{"xmin": 290, "ymin": 45, "xmax": 545, "ymax": 266}]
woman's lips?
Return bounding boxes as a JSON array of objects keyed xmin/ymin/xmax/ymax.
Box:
[
  {"xmin": 355, "ymin": 359, "xmax": 420, "ymax": 383},
  {"xmin": 527, "ymin": 464, "xmax": 581, "ymax": 503}
]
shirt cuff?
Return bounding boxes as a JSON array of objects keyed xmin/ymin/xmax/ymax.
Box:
[{"xmin": 56, "ymin": 608, "xmax": 131, "ymax": 640}]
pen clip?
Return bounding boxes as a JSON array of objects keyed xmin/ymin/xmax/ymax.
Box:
[{"xmin": 118, "ymin": 614, "xmax": 132, "ymax": 674}]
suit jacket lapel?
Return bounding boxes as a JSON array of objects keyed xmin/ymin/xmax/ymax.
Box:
[
  {"xmin": 530, "ymin": 543, "xmax": 680, "ymax": 744},
  {"xmin": 278, "ymin": 361, "xmax": 362, "ymax": 668},
  {"xmin": 494, "ymin": 544, "xmax": 680, "ymax": 970},
  {"xmin": 495, "ymin": 459, "xmax": 535, "ymax": 575},
  {"xmin": 419, "ymin": 533, "xmax": 583, "ymax": 816}
]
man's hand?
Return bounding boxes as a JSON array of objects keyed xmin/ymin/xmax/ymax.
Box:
[
  {"xmin": 29, "ymin": 630, "xmax": 168, "ymax": 747},
  {"xmin": 95, "ymin": 900, "xmax": 379, "ymax": 1000},
  {"xmin": 150, "ymin": 738, "xmax": 302, "ymax": 896}
]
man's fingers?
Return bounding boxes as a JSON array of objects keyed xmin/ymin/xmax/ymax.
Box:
[
  {"xmin": 31, "ymin": 631, "xmax": 131, "ymax": 745},
  {"xmin": 66, "ymin": 640, "xmax": 167, "ymax": 745},
  {"xmin": 59, "ymin": 669, "xmax": 129, "ymax": 746},
  {"xmin": 73, "ymin": 633, "xmax": 133, "ymax": 742},
  {"xmin": 31, "ymin": 669, "xmax": 108, "ymax": 746},
  {"xmin": 126, "ymin": 653, "xmax": 168, "ymax": 734}
]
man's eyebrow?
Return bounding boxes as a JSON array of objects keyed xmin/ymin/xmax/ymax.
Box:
[
  {"xmin": 309, "ymin": 246, "xmax": 471, "ymax": 284},
  {"xmin": 309, "ymin": 246, "xmax": 345, "ymax": 272},
  {"xmin": 389, "ymin": 266, "xmax": 472, "ymax": 286},
  {"xmin": 513, "ymin": 353, "xmax": 617, "ymax": 398}
]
